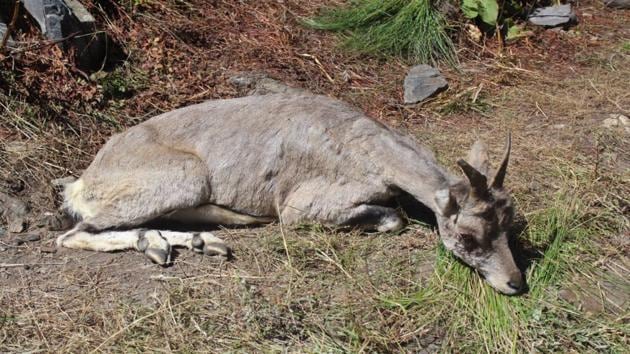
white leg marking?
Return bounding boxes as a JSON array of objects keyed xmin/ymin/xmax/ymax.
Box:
[
  {"xmin": 159, "ymin": 231, "xmax": 229, "ymax": 257},
  {"xmin": 57, "ymin": 229, "xmax": 228, "ymax": 263},
  {"xmin": 57, "ymin": 228, "xmax": 140, "ymax": 252},
  {"xmin": 157, "ymin": 230, "xmax": 197, "ymax": 248}
]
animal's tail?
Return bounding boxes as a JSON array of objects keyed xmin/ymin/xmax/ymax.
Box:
[{"xmin": 62, "ymin": 178, "xmax": 95, "ymax": 220}]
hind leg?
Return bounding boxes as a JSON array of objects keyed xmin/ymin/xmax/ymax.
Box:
[
  {"xmin": 65, "ymin": 141, "xmax": 211, "ymax": 231},
  {"xmin": 59, "ymin": 140, "xmax": 223, "ymax": 262},
  {"xmin": 57, "ymin": 227, "xmax": 229, "ymax": 265},
  {"xmin": 57, "ymin": 226, "xmax": 173, "ymax": 265}
]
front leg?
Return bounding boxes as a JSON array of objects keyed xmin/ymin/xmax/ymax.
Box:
[
  {"xmin": 159, "ymin": 231, "xmax": 231, "ymax": 258},
  {"xmin": 340, "ymin": 204, "xmax": 404, "ymax": 232},
  {"xmin": 57, "ymin": 226, "xmax": 173, "ymax": 265}
]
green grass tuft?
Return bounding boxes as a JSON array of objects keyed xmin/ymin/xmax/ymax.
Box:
[{"xmin": 303, "ymin": 0, "xmax": 457, "ymax": 65}]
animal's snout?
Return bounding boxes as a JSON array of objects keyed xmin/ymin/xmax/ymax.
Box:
[
  {"xmin": 481, "ymin": 266, "xmax": 524, "ymax": 295},
  {"xmin": 506, "ymin": 271, "xmax": 524, "ymax": 292}
]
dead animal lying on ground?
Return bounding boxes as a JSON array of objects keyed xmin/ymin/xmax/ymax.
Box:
[{"xmin": 57, "ymin": 92, "xmax": 523, "ymax": 295}]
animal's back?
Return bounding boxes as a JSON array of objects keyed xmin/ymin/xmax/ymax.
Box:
[{"xmin": 81, "ymin": 93, "xmax": 398, "ymax": 216}]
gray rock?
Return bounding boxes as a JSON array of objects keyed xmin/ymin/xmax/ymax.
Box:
[
  {"xmin": 39, "ymin": 211, "xmax": 74, "ymax": 231},
  {"xmin": 64, "ymin": 0, "xmax": 95, "ymax": 24},
  {"xmin": 605, "ymin": 0, "xmax": 630, "ymax": 9},
  {"xmin": 528, "ymin": 4, "xmax": 578, "ymax": 28},
  {"xmin": 0, "ymin": 192, "xmax": 28, "ymax": 233},
  {"xmin": 15, "ymin": 234, "xmax": 41, "ymax": 245},
  {"xmin": 0, "ymin": 227, "xmax": 5, "ymax": 238},
  {"xmin": 403, "ymin": 65, "xmax": 448, "ymax": 104},
  {"xmin": 602, "ymin": 114, "xmax": 630, "ymax": 133},
  {"xmin": 0, "ymin": 21, "xmax": 15, "ymax": 48},
  {"xmin": 23, "ymin": 0, "xmax": 67, "ymax": 41},
  {"xmin": 7, "ymin": 218, "xmax": 25, "ymax": 233},
  {"xmin": 22, "ymin": 0, "xmax": 107, "ymax": 70}
]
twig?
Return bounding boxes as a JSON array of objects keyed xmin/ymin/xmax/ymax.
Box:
[
  {"xmin": 298, "ymin": 53, "xmax": 335, "ymax": 84},
  {"xmin": 1, "ymin": 31, "xmax": 81, "ymax": 58},
  {"xmin": 150, "ymin": 274, "xmax": 266, "ymax": 281},
  {"xmin": 535, "ymin": 101, "xmax": 549, "ymax": 120},
  {"xmin": 0, "ymin": 0, "xmax": 20, "ymax": 53},
  {"xmin": 0, "ymin": 262, "xmax": 66, "ymax": 268},
  {"xmin": 278, "ymin": 209, "xmax": 293, "ymax": 272},
  {"xmin": 472, "ymin": 83, "xmax": 484, "ymax": 104},
  {"xmin": 276, "ymin": 201, "xmax": 300, "ymax": 304}
]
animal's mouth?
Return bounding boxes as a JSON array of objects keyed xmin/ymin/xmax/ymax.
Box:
[{"xmin": 478, "ymin": 270, "xmax": 524, "ymax": 295}]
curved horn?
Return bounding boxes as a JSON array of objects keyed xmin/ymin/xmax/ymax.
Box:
[
  {"xmin": 457, "ymin": 159, "xmax": 488, "ymax": 199},
  {"xmin": 491, "ymin": 133, "xmax": 511, "ymax": 189}
]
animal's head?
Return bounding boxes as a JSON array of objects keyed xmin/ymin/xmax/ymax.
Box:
[{"xmin": 434, "ymin": 135, "xmax": 523, "ymax": 295}]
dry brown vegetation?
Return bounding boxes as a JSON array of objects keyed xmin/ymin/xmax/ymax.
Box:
[{"xmin": 0, "ymin": 0, "xmax": 628, "ymax": 352}]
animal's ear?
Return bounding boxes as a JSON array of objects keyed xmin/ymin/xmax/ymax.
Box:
[
  {"xmin": 467, "ymin": 140, "xmax": 490, "ymax": 177},
  {"xmin": 434, "ymin": 188, "xmax": 459, "ymax": 217},
  {"xmin": 491, "ymin": 133, "xmax": 511, "ymax": 189},
  {"xmin": 457, "ymin": 159, "xmax": 488, "ymax": 199}
]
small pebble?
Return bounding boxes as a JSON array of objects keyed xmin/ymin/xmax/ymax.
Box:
[{"xmin": 40, "ymin": 246, "xmax": 57, "ymax": 254}]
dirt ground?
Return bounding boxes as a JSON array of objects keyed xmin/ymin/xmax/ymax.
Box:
[{"xmin": 0, "ymin": 0, "xmax": 628, "ymax": 352}]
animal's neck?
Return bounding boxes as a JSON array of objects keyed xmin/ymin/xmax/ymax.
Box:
[
  {"xmin": 388, "ymin": 160, "xmax": 456, "ymax": 211},
  {"xmin": 369, "ymin": 133, "xmax": 458, "ymax": 211}
]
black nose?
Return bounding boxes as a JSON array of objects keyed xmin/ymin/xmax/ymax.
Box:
[
  {"xmin": 507, "ymin": 278, "xmax": 523, "ymax": 291},
  {"xmin": 507, "ymin": 281, "xmax": 520, "ymax": 290}
]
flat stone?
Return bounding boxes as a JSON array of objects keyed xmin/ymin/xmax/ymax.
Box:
[
  {"xmin": 40, "ymin": 246, "xmax": 57, "ymax": 254},
  {"xmin": 8, "ymin": 218, "xmax": 25, "ymax": 233},
  {"xmin": 22, "ymin": 0, "xmax": 108, "ymax": 70},
  {"xmin": 23, "ymin": 0, "xmax": 69, "ymax": 40},
  {"xmin": 615, "ymin": 114, "xmax": 629, "ymax": 126},
  {"xmin": 528, "ymin": 4, "xmax": 578, "ymax": 28},
  {"xmin": 0, "ymin": 21, "xmax": 15, "ymax": 48},
  {"xmin": 40, "ymin": 211, "xmax": 74, "ymax": 231},
  {"xmin": 0, "ymin": 191, "xmax": 28, "ymax": 233},
  {"xmin": 602, "ymin": 114, "xmax": 630, "ymax": 133},
  {"xmin": 64, "ymin": 0, "xmax": 95, "ymax": 24},
  {"xmin": 15, "ymin": 234, "xmax": 41, "ymax": 245},
  {"xmin": 605, "ymin": 0, "xmax": 630, "ymax": 9},
  {"xmin": 23, "ymin": 0, "xmax": 47, "ymax": 33},
  {"xmin": 403, "ymin": 65, "xmax": 448, "ymax": 104}
]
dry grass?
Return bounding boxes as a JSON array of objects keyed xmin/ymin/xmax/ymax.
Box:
[{"xmin": 0, "ymin": 0, "xmax": 629, "ymax": 352}]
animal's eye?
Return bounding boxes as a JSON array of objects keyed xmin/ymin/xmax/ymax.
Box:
[{"xmin": 460, "ymin": 233, "xmax": 477, "ymax": 250}]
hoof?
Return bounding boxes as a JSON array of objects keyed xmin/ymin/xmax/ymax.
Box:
[
  {"xmin": 192, "ymin": 232, "xmax": 231, "ymax": 259},
  {"xmin": 377, "ymin": 215, "xmax": 404, "ymax": 233},
  {"xmin": 145, "ymin": 248, "xmax": 171, "ymax": 266},
  {"xmin": 137, "ymin": 230, "xmax": 172, "ymax": 266},
  {"xmin": 205, "ymin": 242, "xmax": 230, "ymax": 257}
]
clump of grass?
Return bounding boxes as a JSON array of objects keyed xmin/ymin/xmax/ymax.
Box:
[
  {"xmin": 383, "ymin": 193, "xmax": 629, "ymax": 352},
  {"xmin": 303, "ymin": 0, "xmax": 457, "ymax": 65},
  {"xmin": 96, "ymin": 65, "xmax": 148, "ymax": 100}
]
